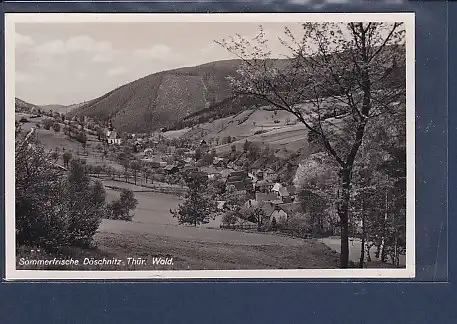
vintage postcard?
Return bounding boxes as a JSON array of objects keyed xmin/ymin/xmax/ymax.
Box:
[{"xmin": 5, "ymin": 13, "xmax": 415, "ymax": 280}]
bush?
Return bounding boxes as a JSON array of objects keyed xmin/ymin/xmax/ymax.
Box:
[
  {"xmin": 19, "ymin": 117, "xmax": 29, "ymax": 123},
  {"xmin": 74, "ymin": 131, "xmax": 87, "ymax": 144},
  {"xmin": 254, "ymin": 130, "xmax": 268, "ymax": 135}
]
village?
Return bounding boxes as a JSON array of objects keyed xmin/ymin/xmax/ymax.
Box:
[{"xmin": 16, "ymin": 105, "xmax": 328, "ymax": 235}]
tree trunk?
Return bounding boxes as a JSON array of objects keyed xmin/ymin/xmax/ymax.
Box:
[
  {"xmin": 366, "ymin": 244, "xmax": 372, "ymax": 262},
  {"xmin": 338, "ymin": 168, "xmax": 352, "ymax": 268},
  {"xmin": 359, "ymin": 213, "xmax": 365, "ymax": 268}
]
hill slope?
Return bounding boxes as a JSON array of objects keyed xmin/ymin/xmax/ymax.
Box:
[
  {"xmin": 40, "ymin": 101, "xmax": 90, "ymax": 115},
  {"xmin": 15, "ymin": 98, "xmax": 42, "ymax": 113},
  {"xmin": 68, "ymin": 59, "xmax": 243, "ymax": 133},
  {"xmin": 68, "ymin": 45, "xmax": 405, "ymax": 134}
]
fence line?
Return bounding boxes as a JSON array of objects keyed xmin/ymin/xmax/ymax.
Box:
[{"xmin": 220, "ymin": 224, "xmax": 258, "ymax": 230}]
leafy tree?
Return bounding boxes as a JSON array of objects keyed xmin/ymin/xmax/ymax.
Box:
[
  {"xmin": 130, "ymin": 160, "xmax": 141, "ymax": 185},
  {"xmin": 222, "ymin": 211, "xmax": 238, "ymax": 226},
  {"xmin": 42, "ymin": 118, "xmax": 53, "ymax": 130},
  {"xmin": 195, "ymin": 147, "xmax": 202, "ymax": 161},
  {"xmin": 16, "ymin": 132, "xmax": 66, "ymax": 249},
  {"xmin": 243, "ymin": 139, "xmax": 251, "ymax": 152},
  {"xmin": 201, "ymin": 153, "xmax": 213, "ymax": 166},
  {"xmin": 96, "ymin": 127, "xmax": 105, "ymax": 141},
  {"xmin": 223, "ymin": 186, "xmax": 248, "ymax": 212},
  {"xmin": 106, "ymin": 189, "xmax": 138, "ymax": 221},
  {"xmin": 217, "ymin": 22, "xmax": 405, "ymax": 268},
  {"xmin": 62, "ymin": 151, "xmax": 72, "ymax": 168},
  {"xmin": 64, "ymin": 160, "xmax": 106, "ymax": 247},
  {"xmin": 299, "ymin": 189, "xmax": 328, "ymax": 234},
  {"xmin": 50, "ymin": 150, "xmax": 59, "ymax": 161},
  {"xmin": 271, "ymin": 217, "xmax": 277, "ymax": 230},
  {"xmin": 75, "ymin": 131, "xmax": 87, "ymax": 147},
  {"xmin": 52, "ymin": 122, "xmax": 61, "ymax": 133},
  {"xmin": 171, "ymin": 176, "xmax": 216, "ymax": 226},
  {"xmin": 241, "ymin": 206, "xmax": 266, "ymax": 230},
  {"xmin": 16, "ymin": 135, "xmax": 107, "ymax": 251}
]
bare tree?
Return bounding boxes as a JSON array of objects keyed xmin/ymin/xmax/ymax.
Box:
[{"xmin": 217, "ymin": 22, "xmax": 406, "ymax": 268}]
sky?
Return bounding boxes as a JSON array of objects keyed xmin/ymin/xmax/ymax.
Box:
[{"xmin": 15, "ymin": 22, "xmax": 306, "ymax": 106}]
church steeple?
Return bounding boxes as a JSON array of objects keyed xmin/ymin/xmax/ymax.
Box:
[{"xmin": 108, "ymin": 120, "xmax": 114, "ymax": 131}]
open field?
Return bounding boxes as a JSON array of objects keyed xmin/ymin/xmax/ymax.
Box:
[
  {"xmin": 94, "ymin": 231, "xmax": 340, "ymax": 270},
  {"xmin": 103, "ymin": 188, "xmax": 182, "ymax": 225}
]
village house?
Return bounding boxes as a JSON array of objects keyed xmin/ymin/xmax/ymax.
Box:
[
  {"xmin": 183, "ymin": 157, "xmax": 194, "ymax": 165},
  {"xmin": 254, "ymin": 179, "xmax": 274, "ymax": 193},
  {"xmin": 278, "ymin": 202, "xmax": 304, "ymax": 219},
  {"xmin": 217, "ymin": 201, "xmax": 227, "ymax": 211},
  {"xmin": 199, "ymin": 139, "xmax": 209, "ymax": 152},
  {"xmin": 141, "ymin": 156, "xmax": 163, "ymax": 169},
  {"xmin": 255, "ymin": 192, "xmax": 280, "ymax": 204},
  {"xmin": 271, "ymin": 183, "xmax": 294, "ymax": 203},
  {"xmin": 164, "ymin": 165, "xmax": 179, "ymax": 174},
  {"xmin": 263, "ymin": 168, "xmax": 279, "ymax": 182},
  {"xmin": 227, "ymin": 180, "xmax": 252, "ymax": 193},
  {"xmin": 213, "ymin": 157, "xmax": 227, "ymax": 168},
  {"xmin": 226, "ymin": 170, "xmax": 253, "ymax": 193},
  {"xmin": 226, "ymin": 170, "xmax": 249, "ymax": 183},
  {"xmin": 220, "ymin": 169, "xmax": 233, "ymax": 180},
  {"xmin": 143, "ymin": 148, "xmax": 155, "ymax": 157},
  {"xmin": 208, "ymin": 172, "xmax": 222, "ymax": 181},
  {"xmin": 107, "ymin": 130, "xmax": 121, "ymax": 145}
]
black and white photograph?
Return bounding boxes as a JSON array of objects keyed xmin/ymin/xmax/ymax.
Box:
[{"xmin": 5, "ymin": 13, "xmax": 415, "ymax": 280}]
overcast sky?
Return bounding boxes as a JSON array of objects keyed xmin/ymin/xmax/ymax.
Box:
[{"xmin": 15, "ymin": 22, "xmax": 306, "ymax": 106}]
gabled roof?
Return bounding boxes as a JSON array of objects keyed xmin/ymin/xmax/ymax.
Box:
[
  {"xmin": 270, "ymin": 209, "xmax": 288, "ymax": 221},
  {"xmin": 278, "ymin": 187, "xmax": 289, "ymax": 197},
  {"xmin": 286, "ymin": 186, "xmax": 296, "ymax": 196},
  {"xmin": 277, "ymin": 202, "xmax": 303, "ymax": 217},
  {"xmin": 255, "ymin": 180, "xmax": 273, "ymax": 187},
  {"xmin": 228, "ymin": 180, "xmax": 251, "ymax": 191},
  {"xmin": 217, "ymin": 201, "xmax": 227, "ymax": 210},
  {"xmin": 245, "ymin": 199, "xmax": 259, "ymax": 208},
  {"xmin": 271, "ymin": 183, "xmax": 283, "ymax": 192},
  {"xmin": 256, "ymin": 192, "xmax": 278, "ymax": 203},
  {"xmin": 230, "ymin": 170, "xmax": 248, "ymax": 178},
  {"xmin": 220, "ymin": 169, "xmax": 233, "ymax": 178},
  {"xmin": 258, "ymin": 202, "xmax": 276, "ymax": 218}
]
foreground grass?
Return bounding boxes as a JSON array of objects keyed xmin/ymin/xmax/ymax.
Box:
[{"xmin": 16, "ymin": 231, "xmax": 341, "ymax": 271}]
